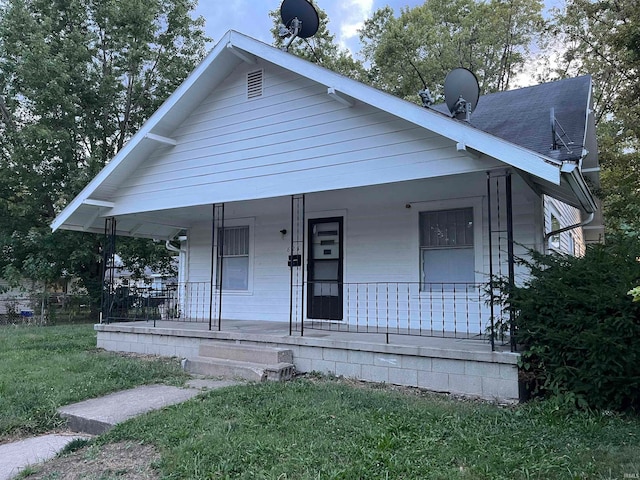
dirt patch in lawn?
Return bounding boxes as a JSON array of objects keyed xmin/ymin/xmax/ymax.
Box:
[{"xmin": 23, "ymin": 441, "xmax": 160, "ymax": 480}]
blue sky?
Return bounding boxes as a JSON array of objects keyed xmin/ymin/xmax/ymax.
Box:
[{"xmin": 193, "ymin": 1, "xmax": 426, "ymax": 57}]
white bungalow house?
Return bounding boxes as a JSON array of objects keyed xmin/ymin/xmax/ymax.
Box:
[{"xmin": 51, "ymin": 31, "xmax": 600, "ymax": 402}]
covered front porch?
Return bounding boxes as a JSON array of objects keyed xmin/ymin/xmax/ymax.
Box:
[
  {"xmin": 96, "ymin": 318, "xmax": 520, "ymax": 402},
  {"xmin": 101, "ymin": 172, "xmax": 524, "ymax": 352}
]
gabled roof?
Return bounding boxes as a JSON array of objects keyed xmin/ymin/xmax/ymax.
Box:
[
  {"xmin": 51, "ymin": 30, "xmax": 598, "ymax": 236},
  {"xmin": 465, "ymin": 77, "xmax": 593, "ymax": 159}
]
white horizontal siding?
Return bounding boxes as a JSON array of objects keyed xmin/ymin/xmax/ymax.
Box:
[
  {"xmin": 544, "ymin": 196, "xmax": 585, "ymax": 256},
  {"xmin": 182, "ymin": 174, "xmax": 538, "ymax": 324},
  {"xmin": 109, "ymin": 61, "xmax": 499, "ymax": 217},
  {"xmin": 187, "ymin": 200, "xmax": 292, "ymax": 322}
]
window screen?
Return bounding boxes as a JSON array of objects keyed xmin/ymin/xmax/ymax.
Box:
[
  {"xmin": 217, "ymin": 226, "xmax": 249, "ymax": 290},
  {"xmin": 420, "ymin": 208, "xmax": 474, "ymax": 285}
]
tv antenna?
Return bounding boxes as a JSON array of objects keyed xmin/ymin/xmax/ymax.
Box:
[
  {"xmin": 278, "ymin": 0, "xmax": 320, "ymax": 52},
  {"xmin": 443, "ymin": 68, "xmax": 480, "ymax": 121},
  {"xmin": 550, "ymin": 107, "xmax": 574, "ymax": 153}
]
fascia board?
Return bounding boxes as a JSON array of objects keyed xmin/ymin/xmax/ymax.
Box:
[{"xmin": 229, "ymin": 32, "xmax": 561, "ymax": 185}]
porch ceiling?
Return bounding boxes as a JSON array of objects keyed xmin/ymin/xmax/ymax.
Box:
[{"xmin": 62, "ymin": 204, "xmax": 212, "ymax": 239}]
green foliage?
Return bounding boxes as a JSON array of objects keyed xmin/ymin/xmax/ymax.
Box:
[
  {"xmin": 509, "ymin": 235, "xmax": 640, "ymax": 411},
  {"xmin": 358, "ymin": 0, "xmax": 545, "ymax": 101},
  {"xmin": 102, "ymin": 376, "xmax": 640, "ymax": 479},
  {"xmin": 0, "ymin": 0, "xmax": 206, "ymax": 310},
  {"xmin": 630, "ymin": 286, "xmax": 640, "ymax": 302}
]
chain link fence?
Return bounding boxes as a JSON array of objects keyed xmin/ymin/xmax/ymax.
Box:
[{"xmin": 0, "ymin": 294, "xmax": 93, "ymax": 325}]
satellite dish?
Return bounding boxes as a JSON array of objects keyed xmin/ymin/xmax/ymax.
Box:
[
  {"xmin": 279, "ymin": 0, "xmax": 319, "ymax": 51},
  {"xmin": 444, "ymin": 68, "xmax": 480, "ymax": 121}
]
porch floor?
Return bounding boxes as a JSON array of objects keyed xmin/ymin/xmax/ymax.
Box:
[{"xmin": 101, "ymin": 318, "xmax": 512, "ymax": 354}]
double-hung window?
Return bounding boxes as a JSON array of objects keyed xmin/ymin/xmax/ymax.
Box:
[
  {"xmin": 419, "ymin": 208, "xmax": 475, "ymax": 287},
  {"xmin": 217, "ymin": 226, "xmax": 249, "ymax": 291}
]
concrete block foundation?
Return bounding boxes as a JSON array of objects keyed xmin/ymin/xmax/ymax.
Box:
[{"xmin": 96, "ymin": 321, "xmax": 520, "ymax": 403}]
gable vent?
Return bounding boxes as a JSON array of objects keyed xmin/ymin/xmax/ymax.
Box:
[{"xmin": 247, "ymin": 69, "xmax": 263, "ymax": 99}]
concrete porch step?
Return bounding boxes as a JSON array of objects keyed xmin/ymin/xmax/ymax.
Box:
[
  {"xmin": 198, "ymin": 342, "xmax": 293, "ymax": 364},
  {"xmin": 182, "ymin": 357, "xmax": 295, "ymax": 382}
]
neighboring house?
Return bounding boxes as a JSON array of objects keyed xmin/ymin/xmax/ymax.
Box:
[
  {"xmin": 107, "ymin": 258, "xmax": 180, "ymax": 321},
  {"xmin": 0, "ymin": 279, "xmax": 35, "ymax": 317},
  {"xmin": 0, "ymin": 278, "xmax": 75, "ymax": 319},
  {"xmin": 50, "ymin": 31, "xmax": 600, "ymax": 401}
]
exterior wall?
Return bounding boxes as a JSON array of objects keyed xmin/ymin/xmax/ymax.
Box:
[
  {"xmin": 96, "ymin": 323, "xmax": 520, "ymax": 403},
  {"xmin": 543, "ymin": 196, "xmax": 585, "ymax": 256},
  {"xmin": 185, "ymin": 172, "xmax": 540, "ymax": 329},
  {"xmin": 110, "ymin": 61, "xmax": 501, "ymax": 216}
]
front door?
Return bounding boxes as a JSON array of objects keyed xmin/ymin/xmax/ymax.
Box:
[{"xmin": 307, "ymin": 217, "xmax": 343, "ymax": 320}]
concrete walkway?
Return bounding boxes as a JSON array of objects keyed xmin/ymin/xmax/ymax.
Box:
[
  {"xmin": 0, "ymin": 379, "xmax": 241, "ymax": 479},
  {"xmin": 0, "ymin": 433, "xmax": 89, "ymax": 480}
]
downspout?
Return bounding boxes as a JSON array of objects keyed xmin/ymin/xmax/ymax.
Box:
[
  {"xmin": 166, "ymin": 237, "xmax": 187, "ymax": 320},
  {"xmin": 544, "ymin": 211, "xmax": 595, "ymax": 243},
  {"xmin": 544, "ymin": 161, "xmax": 597, "ymax": 243},
  {"xmin": 165, "ymin": 240, "xmax": 180, "ymax": 253}
]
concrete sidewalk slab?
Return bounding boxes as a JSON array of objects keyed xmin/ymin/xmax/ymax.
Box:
[
  {"xmin": 0, "ymin": 433, "xmax": 89, "ymax": 480},
  {"xmin": 1, "ymin": 380, "xmax": 242, "ymax": 479},
  {"xmin": 58, "ymin": 384, "xmax": 203, "ymax": 435}
]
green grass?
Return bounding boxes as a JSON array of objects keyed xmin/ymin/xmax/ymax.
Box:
[
  {"xmin": 3, "ymin": 325, "xmax": 640, "ymax": 479},
  {"xmin": 0, "ymin": 324, "xmax": 187, "ymax": 440},
  {"xmin": 103, "ymin": 377, "xmax": 640, "ymax": 480}
]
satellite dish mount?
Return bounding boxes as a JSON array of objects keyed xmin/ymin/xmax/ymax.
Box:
[
  {"xmin": 443, "ymin": 68, "xmax": 480, "ymax": 122},
  {"xmin": 278, "ymin": 0, "xmax": 319, "ymax": 52}
]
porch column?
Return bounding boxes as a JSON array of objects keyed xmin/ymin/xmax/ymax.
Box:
[
  {"xmin": 209, "ymin": 203, "xmax": 225, "ymax": 331},
  {"xmin": 101, "ymin": 217, "xmax": 117, "ymax": 324},
  {"xmin": 486, "ymin": 169, "xmax": 516, "ymax": 352},
  {"xmin": 289, "ymin": 194, "xmax": 305, "ymax": 335},
  {"xmin": 486, "ymin": 173, "xmax": 496, "ymax": 351},
  {"xmin": 505, "ymin": 172, "xmax": 516, "ymax": 352}
]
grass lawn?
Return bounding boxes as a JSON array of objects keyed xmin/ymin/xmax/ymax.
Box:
[
  {"xmin": 3, "ymin": 325, "xmax": 640, "ymax": 479},
  {"xmin": 0, "ymin": 323, "xmax": 187, "ymax": 441},
  {"xmin": 101, "ymin": 377, "xmax": 640, "ymax": 479}
]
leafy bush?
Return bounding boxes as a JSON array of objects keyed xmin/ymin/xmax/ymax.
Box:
[{"xmin": 510, "ymin": 235, "xmax": 640, "ymax": 411}]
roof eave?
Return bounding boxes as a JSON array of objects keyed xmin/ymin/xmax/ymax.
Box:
[
  {"xmin": 561, "ymin": 162, "xmax": 598, "ymax": 214},
  {"xmin": 52, "ymin": 30, "xmax": 569, "ymax": 234}
]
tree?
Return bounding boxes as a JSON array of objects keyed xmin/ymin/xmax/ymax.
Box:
[
  {"xmin": 0, "ymin": 0, "xmax": 208, "ymax": 314},
  {"xmin": 358, "ymin": 0, "xmax": 546, "ymax": 102},
  {"xmin": 269, "ymin": 2, "xmax": 366, "ymax": 81}
]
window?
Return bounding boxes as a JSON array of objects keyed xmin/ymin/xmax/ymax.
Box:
[
  {"xmin": 217, "ymin": 226, "xmax": 249, "ymax": 291},
  {"xmin": 420, "ymin": 208, "xmax": 474, "ymax": 285}
]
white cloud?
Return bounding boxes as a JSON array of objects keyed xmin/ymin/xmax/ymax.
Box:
[{"xmin": 335, "ymin": 0, "xmax": 373, "ymax": 45}]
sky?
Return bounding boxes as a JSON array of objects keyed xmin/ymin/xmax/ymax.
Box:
[{"xmin": 193, "ymin": 0, "xmax": 425, "ymax": 57}]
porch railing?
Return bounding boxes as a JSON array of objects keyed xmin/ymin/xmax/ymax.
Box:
[
  {"xmin": 300, "ymin": 281, "xmax": 488, "ymax": 339},
  {"xmin": 103, "ymin": 281, "xmax": 492, "ymax": 340},
  {"xmin": 104, "ymin": 282, "xmax": 211, "ymax": 324}
]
